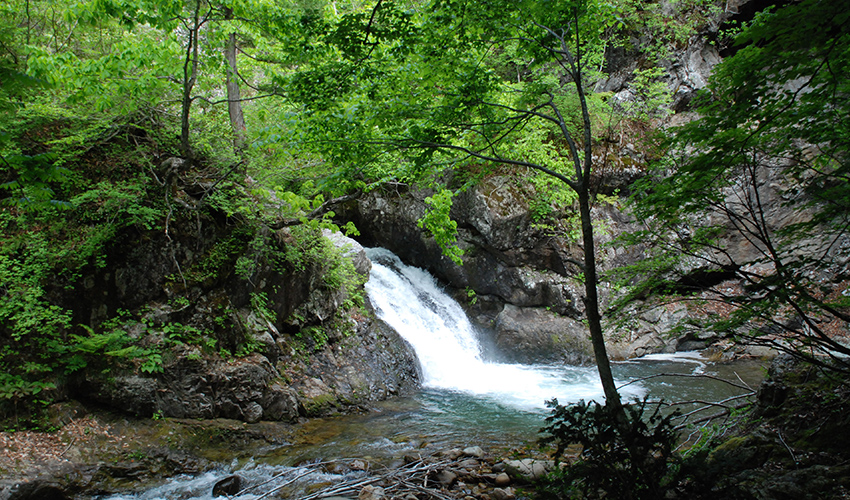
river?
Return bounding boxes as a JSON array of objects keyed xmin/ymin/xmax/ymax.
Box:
[{"xmin": 101, "ymin": 248, "xmax": 765, "ymax": 499}]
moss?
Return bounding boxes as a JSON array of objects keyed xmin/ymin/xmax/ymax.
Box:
[{"xmin": 299, "ymin": 392, "xmax": 338, "ymax": 417}]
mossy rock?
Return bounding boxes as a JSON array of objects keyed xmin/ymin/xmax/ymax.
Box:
[
  {"xmin": 300, "ymin": 392, "xmax": 338, "ymax": 417},
  {"xmin": 705, "ymin": 435, "xmax": 779, "ymax": 477}
]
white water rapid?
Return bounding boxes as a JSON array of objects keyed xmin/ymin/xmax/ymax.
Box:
[
  {"xmin": 364, "ymin": 248, "xmax": 644, "ymax": 410},
  {"xmin": 99, "ymin": 250, "xmax": 767, "ymax": 500}
]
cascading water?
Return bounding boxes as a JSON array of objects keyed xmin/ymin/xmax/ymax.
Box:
[
  {"xmin": 101, "ymin": 248, "xmax": 767, "ymax": 500},
  {"xmin": 364, "ymin": 247, "xmax": 644, "ymax": 409}
]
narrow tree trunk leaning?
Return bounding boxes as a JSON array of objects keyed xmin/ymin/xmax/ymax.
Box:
[
  {"xmin": 578, "ymin": 185, "xmax": 623, "ymax": 416},
  {"xmin": 555, "ymin": 7, "xmax": 625, "ymax": 420},
  {"xmin": 224, "ymin": 8, "xmax": 246, "ymax": 150},
  {"xmin": 571, "ymin": 11, "xmax": 624, "ymax": 416}
]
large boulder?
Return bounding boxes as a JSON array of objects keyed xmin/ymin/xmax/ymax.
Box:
[
  {"xmin": 494, "ymin": 305, "xmax": 593, "ymax": 365},
  {"xmin": 286, "ymin": 316, "xmax": 421, "ymax": 417}
]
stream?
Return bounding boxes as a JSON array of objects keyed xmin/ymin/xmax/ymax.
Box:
[{"xmin": 101, "ymin": 248, "xmax": 765, "ymax": 499}]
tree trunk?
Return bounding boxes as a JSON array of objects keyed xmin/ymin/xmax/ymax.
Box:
[
  {"xmin": 180, "ymin": 0, "xmax": 203, "ymax": 160},
  {"xmin": 565, "ymin": 5, "xmax": 624, "ymax": 420},
  {"xmin": 224, "ymin": 8, "xmax": 246, "ymax": 150},
  {"xmin": 577, "ymin": 184, "xmax": 624, "ymax": 415}
]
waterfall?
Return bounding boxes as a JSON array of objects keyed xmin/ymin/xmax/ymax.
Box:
[{"xmin": 364, "ymin": 248, "xmax": 644, "ymax": 410}]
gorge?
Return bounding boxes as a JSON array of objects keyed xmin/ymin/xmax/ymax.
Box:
[
  {"xmin": 91, "ymin": 248, "xmax": 764, "ymax": 499},
  {"xmin": 2, "ymin": 0, "xmax": 849, "ymax": 498}
]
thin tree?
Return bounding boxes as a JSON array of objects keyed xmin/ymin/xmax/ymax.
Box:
[
  {"xmin": 292, "ymin": 0, "xmax": 627, "ymax": 416},
  {"xmin": 223, "ymin": 6, "xmax": 247, "ymax": 151},
  {"xmin": 413, "ymin": 7, "xmax": 623, "ymax": 415}
]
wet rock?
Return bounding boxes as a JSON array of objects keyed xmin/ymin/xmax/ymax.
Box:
[
  {"xmin": 436, "ymin": 470, "xmax": 458, "ymax": 486},
  {"xmin": 494, "ymin": 305, "xmax": 593, "ymax": 364},
  {"xmin": 494, "ymin": 472, "xmax": 511, "ymax": 486},
  {"xmin": 677, "ymin": 340, "xmax": 708, "ymax": 351},
  {"xmin": 212, "ymin": 475, "xmax": 242, "ymax": 497},
  {"xmin": 85, "ymin": 375, "xmax": 157, "ymax": 417},
  {"xmin": 8, "ymin": 481, "xmax": 70, "ymax": 500},
  {"xmin": 704, "ymin": 434, "xmax": 779, "ymax": 478},
  {"xmin": 755, "ymin": 354, "xmax": 801, "ymax": 416},
  {"xmin": 462, "ymin": 446, "xmax": 485, "ymax": 458},
  {"xmin": 262, "ymin": 383, "xmax": 300, "ymax": 421},
  {"xmin": 458, "ymin": 458, "xmax": 480, "ymax": 469},
  {"xmin": 492, "ymin": 487, "xmax": 516, "ymax": 500},
  {"xmin": 627, "ymin": 333, "xmax": 667, "ymax": 358}
]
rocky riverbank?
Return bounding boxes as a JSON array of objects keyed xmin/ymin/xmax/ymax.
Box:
[
  {"xmin": 3, "ymin": 355, "xmax": 847, "ymax": 500},
  {"xmin": 0, "ymin": 402, "xmax": 553, "ymax": 500}
]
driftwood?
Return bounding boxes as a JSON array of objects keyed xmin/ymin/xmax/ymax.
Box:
[
  {"xmin": 616, "ymin": 372, "xmax": 758, "ymax": 433},
  {"xmin": 231, "ymin": 455, "xmax": 491, "ymax": 500}
]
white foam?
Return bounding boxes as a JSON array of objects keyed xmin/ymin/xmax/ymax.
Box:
[{"xmin": 365, "ymin": 248, "xmax": 644, "ymax": 409}]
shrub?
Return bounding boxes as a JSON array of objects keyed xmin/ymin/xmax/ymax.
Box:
[{"xmin": 539, "ymin": 398, "xmax": 679, "ymax": 499}]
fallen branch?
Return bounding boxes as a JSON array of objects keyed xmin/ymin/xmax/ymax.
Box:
[{"xmin": 617, "ymin": 372, "xmax": 754, "ymax": 392}]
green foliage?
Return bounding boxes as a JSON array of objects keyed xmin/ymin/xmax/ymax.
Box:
[
  {"xmin": 187, "ymin": 231, "xmax": 251, "ymax": 284},
  {"xmin": 540, "ymin": 398, "xmax": 680, "ymax": 499},
  {"xmin": 250, "ymin": 292, "xmax": 276, "ymax": 324},
  {"xmin": 297, "ymin": 325, "xmax": 330, "ymax": 351},
  {"xmin": 66, "ymin": 324, "xmax": 144, "ymax": 374},
  {"xmin": 621, "ymin": 67, "xmax": 672, "ymax": 122},
  {"xmin": 612, "ymin": 0, "xmax": 724, "ymax": 62},
  {"xmin": 417, "ymin": 189, "xmax": 464, "ymax": 265},
  {"xmin": 465, "ymin": 287, "xmax": 478, "ymax": 306},
  {"xmin": 284, "ymin": 225, "xmax": 367, "ymax": 310}
]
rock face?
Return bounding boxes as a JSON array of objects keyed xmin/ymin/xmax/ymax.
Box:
[
  {"xmin": 65, "ymin": 206, "xmax": 419, "ymax": 422},
  {"xmin": 347, "ymin": 179, "xmax": 680, "ymax": 362},
  {"xmin": 98, "ymin": 303, "xmax": 416, "ymax": 424}
]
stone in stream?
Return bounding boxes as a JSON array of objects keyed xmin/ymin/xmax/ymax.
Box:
[
  {"xmin": 462, "ymin": 446, "xmax": 486, "ymax": 458},
  {"xmin": 436, "ymin": 469, "xmax": 458, "ymax": 486},
  {"xmin": 8, "ymin": 481, "xmax": 70, "ymax": 500},
  {"xmin": 502, "ymin": 459, "xmax": 554, "ymax": 482},
  {"xmin": 358, "ymin": 485, "xmax": 385, "ymax": 500},
  {"xmin": 494, "ymin": 472, "xmax": 511, "ymax": 486},
  {"xmin": 212, "ymin": 475, "xmax": 242, "ymax": 497},
  {"xmin": 492, "ymin": 487, "xmax": 517, "ymax": 500}
]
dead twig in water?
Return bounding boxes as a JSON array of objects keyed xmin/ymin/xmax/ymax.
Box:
[{"xmin": 617, "ymin": 372, "xmax": 754, "ymax": 392}]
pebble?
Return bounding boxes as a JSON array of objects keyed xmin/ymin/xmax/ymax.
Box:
[
  {"xmin": 492, "ymin": 487, "xmax": 516, "ymax": 500},
  {"xmin": 436, "ymin": 470, "xmax": 458, "ymax": 486},
  {"xmin": 358, "ymin": 485, "xmax": 385, "ymax": 500}
]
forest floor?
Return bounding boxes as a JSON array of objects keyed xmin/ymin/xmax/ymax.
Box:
[{"xmin": 0, "ymin": 415, "xmax": 120, "ymax": 477}]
